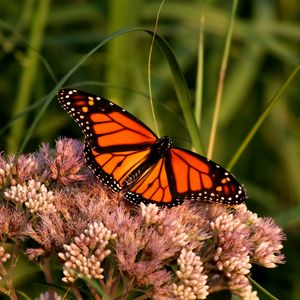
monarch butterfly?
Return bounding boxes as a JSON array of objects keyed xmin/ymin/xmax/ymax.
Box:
[{"xmin": 58, "ymin": 89, "xmax": 246, "ymax": 207}]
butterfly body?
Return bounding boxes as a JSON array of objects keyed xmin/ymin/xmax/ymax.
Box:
[{"xmin": 58, "ymin": 89, "xmax": 246, "ymax": 207}]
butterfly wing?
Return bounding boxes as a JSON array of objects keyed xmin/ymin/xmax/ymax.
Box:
[
  {"xmin": 124, "ymin": 156, "xmax": 176, "ymax": 206},
  {"xmin": 57, "ymin": 89, "xmax": 158, "ymax": 152},
  {"xmin": 58, "ymin": 88, "xmax": 158, "ymax": 192},
  {"xmin": 166, "ymin": 148, "xmax": 246, "ymax": 205},
  {"xmin": 84, "ymin": 143, "xmax": 153, "ymax": 191}
]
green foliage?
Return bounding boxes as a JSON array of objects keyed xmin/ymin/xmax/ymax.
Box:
[{"xmin": 0, "ymin": 0, "xmax": 300, "ymax": 299}]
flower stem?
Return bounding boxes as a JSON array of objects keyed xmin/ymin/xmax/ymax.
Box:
[
  {"xmin": 7, "ymin": 242, "xmax": 19, "ymax": 300},
  {"xmin": 42, "ymin": 256, "xmax": 56, "ymax": 300},
  {"xmin": 72, "ymin": 284, "xmax": 84, "ymax": 300}
]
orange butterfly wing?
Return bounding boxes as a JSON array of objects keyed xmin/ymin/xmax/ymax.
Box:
[
  {"xmin": 167, "ymin": 148, "xmax": 246, "ymax": 205},
  {"xmin": 125, "ymin": 157, "xmax": 174, "ymax": 205},
  {"xmin": 58, "ymin": 89, "xmax": 157, "ymax": 151},
  {"xmin": 84, "ymin": 145, "xmax": 154, "ymax": 191}
]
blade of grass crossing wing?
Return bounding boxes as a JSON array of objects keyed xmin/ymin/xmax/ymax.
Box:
[
  {"xmin": 20, "ymin": 28, "xmax": 205, "ymax": 155},
  {"xmin": 144, "ymin": 29, "xmax": 205, "ymax": 154}
]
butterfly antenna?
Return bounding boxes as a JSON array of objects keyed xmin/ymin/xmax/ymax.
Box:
[{"xmin": 147, "ymin": 0, "xmax": 166, "ymax": 137}]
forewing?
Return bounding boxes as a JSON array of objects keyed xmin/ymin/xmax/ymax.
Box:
[{"xmin": 58, "ymin": 89, "xmax": 158, "ymax": 151}]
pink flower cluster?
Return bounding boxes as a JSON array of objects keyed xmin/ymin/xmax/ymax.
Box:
[
  {"xmin": 58, "ymin": 221, "xmax": 117, "ymax": 282},
  {"xmin": 0, "ymin": 138, "xmax": 285, "ymax": 299},
  {"xmin": 173, "ymin": 248, "xmax": 209, "ymax": 299}
]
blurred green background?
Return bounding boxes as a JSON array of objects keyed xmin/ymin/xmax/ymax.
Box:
[{"xmin": 0, "ymin": 0, "xmax": 299, "ymax": 299}]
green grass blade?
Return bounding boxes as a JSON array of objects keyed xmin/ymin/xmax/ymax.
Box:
[
  {"xmin": 0, "ymin": 95, "xmax": 48, "ymax": 139},
  {"xmin": 195, "ymin": 14, "xmax": 205, "ymax": 129},
  {"xmin": 16, "ymin": 290, "xmax": 32, "ymax": 300},
  {"xmin": 82, "ymin": 277, "xmax": 112, "ymax": 300},
  {"xmin": 0, "ymin": 20, "xmax": 58, "ymax": 85},
  {"xmin": 147, "ymin": 0, "xmax": 166, "ymax": 137},
  {"xmin": 248, "ymin": 276, "xmax": 279, "ymax": 300},
  {"xmin": 143, "ymin": 29, "xmax": 205, "ymax": 153},
  {"xmin": 227, "ymin": 63, "xmax": 300, "ymax": 171},
  {"xmin": 6, "ymin": 0, "xmax": 51, "ymax": 153},
  {"xmin": 105, "ymin": 0, "xmax": 140, "ymax": 100},
  {"xmin": 207, "ymin": 0, "xmax": 239, "ymax": 159}
]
